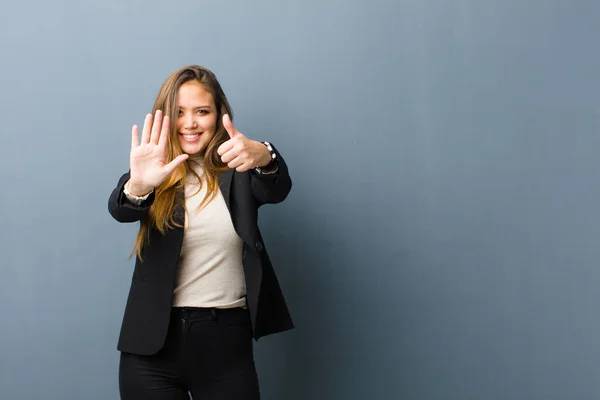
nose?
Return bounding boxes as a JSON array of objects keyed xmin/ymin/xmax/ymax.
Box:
[{"xmin": 183, "ymin": 113, "xmax": 196, "ymax": 129}]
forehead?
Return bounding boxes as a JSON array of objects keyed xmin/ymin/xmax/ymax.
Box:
[{"xmin": 177, "ymin": 80, "xmax": 214, "ymax": 107}]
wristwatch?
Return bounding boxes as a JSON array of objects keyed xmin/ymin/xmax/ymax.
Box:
[{"xmin": 254, "ymin": 142, "xmax": 279, "ymax": 175}]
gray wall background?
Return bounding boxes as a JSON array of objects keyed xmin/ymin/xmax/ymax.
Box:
[{"xmin": 1, "ymin": 0, "xmax": 599, "ymax": 399}]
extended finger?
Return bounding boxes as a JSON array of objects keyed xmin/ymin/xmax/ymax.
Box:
[
  {"xmin": 141, "ymin": 114, "xmax": 153, "ymax": 144},
  {"xmin": 164, "ymin": 154, "xmax": 190, "ymax": 175},
  {"xmin": 158, "ymin": 115, "xmax": 170, "ymax": 149},
  {"xmin": 222, "ymin": 114, "xmax": 238, "ymax": 138},
  {"xmin": 150, "ymin": 110, "xmax": 163, "ymax": 144},
  {"xmin": 131, "ymin": 125, "xmax": 139, "ymax": 148}
]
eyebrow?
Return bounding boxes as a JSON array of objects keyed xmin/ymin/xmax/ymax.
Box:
[{"xmin": 178, "ymin": 105, "xmax": 212, "ymax": 109}]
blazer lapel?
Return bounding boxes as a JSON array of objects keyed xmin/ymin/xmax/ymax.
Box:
[{"xmin": 218, "ymin": 169, "xmax": 234, "ymax": 212}]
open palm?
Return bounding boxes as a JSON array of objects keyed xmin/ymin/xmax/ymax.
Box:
[{"xmin": 128, "ymin": 110, "xmax": 188, "ymax": 195}]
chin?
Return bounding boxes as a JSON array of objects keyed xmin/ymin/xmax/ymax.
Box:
[
  {"xmin": 178, "ymin": 142, "xmax": 203, "ymax": 156},
  {"xmin": 184, "ymin": 147, "xmax": 207, "ymax": 157}
]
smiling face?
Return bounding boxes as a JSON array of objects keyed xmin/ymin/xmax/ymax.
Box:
[{"xmin": 175, "ymin": 80, "xmax": 218, "ymax": 156}]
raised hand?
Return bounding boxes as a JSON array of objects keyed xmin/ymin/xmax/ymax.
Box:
[
  {"xmin": 217, "ymin": 114, "xmax": 271, "ymax": 172},
  {"xmin": 128, "ymin": 110, "xmax": 189, "ymax": 196}
]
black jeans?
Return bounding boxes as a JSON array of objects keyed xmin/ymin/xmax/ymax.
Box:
[{"xmin": 119, "ymin": 307, "xmax": 260, "ymax": 400}]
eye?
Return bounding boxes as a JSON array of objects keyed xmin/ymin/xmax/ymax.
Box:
[
  {"xmin": 178, "ymin": 110, "xmax": 184, "ymax": 115},
  {"xmin": 196, "ymin": 109, "xmax": 208, "ymax": 115}
]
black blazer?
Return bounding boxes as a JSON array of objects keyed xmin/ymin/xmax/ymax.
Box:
[{"xmin": 108, "ymin": 148, "xmax": 294, "ymax": 356}]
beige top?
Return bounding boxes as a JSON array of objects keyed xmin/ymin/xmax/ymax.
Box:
[{"xmin": 170, "ymin": 162, "xmax": 247, "ymax": 308}]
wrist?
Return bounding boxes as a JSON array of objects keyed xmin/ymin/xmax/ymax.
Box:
[
  {"xmin": 254, "ymin": 142, "xmax": 278, "ymax": 174},
  {"xmin": 256, "ymin": 144, "xmax": 272, "ymax": 167},
  {"xmin": 126, "ymin": 180, "xmax": 154, "ymax": 197}
]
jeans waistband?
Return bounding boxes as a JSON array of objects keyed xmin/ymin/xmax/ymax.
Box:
[{"xmin": 171, "ymin": 306, "xmax": 246, "ymax": 321}]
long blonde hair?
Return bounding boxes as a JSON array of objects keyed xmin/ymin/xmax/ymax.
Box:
[{"xmin": 133, "ymin": 65, "xmax": 233, "ymax": 260}]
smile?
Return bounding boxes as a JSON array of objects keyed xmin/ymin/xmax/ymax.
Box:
[{"xmin": 180, "ymin": 133, "xmax": 202, "ymax": 142}]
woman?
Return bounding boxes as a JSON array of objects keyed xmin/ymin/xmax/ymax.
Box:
[{"xmin": 108, "ymin": 65, "xmax": 293, "ymax": 399}]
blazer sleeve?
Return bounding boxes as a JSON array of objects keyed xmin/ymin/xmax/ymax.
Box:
[
  {"xmin": 249, "ymin": 144, "xmax": 292, "ymax": 207},
  {"xmin": 108, "ymin": 172, "xmax": 156, "ymax": 223}
]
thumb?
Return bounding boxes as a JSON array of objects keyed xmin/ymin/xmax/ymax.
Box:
[
  {"xmin": 164, "ymin": 154, "xmax": 189, "ymax": 175},
  {"xmin": 222, "ymin": 114, "xmax": 238, "ymax": 138}
]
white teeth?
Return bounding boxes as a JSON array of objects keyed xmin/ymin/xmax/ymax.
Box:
[{"xmin": 183, "ymin": 134, "xmax": 200, "ymax": 139}]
